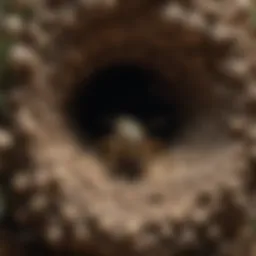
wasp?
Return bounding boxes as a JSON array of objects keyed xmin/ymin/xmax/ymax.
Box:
[{"xmin": 96, "ymin": 115, "xmax": 165, "ymax": 181}]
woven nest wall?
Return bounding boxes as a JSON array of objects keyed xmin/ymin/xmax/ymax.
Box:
[{"xmin": 0, "ymin": 0, "xmax": 256, "ymax": 255}]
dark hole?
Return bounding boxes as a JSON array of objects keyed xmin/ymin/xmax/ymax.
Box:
[{"xmin": 65, "ymin": 63, "xmax": 187, "ymax": 146}]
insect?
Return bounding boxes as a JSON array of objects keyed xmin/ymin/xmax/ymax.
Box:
[{"xmin": 96, "ymin": 115, "xmax": 165, "ymax": 181}]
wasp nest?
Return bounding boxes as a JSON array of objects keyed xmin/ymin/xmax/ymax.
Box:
[{"xmin": 0, "ymin": 0, "xmax": 255, "ymax": 255}]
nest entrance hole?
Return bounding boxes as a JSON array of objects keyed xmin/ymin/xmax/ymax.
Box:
[{"xmin": 65, "ymin": 62, "xmax": 194, "ymax": 146}]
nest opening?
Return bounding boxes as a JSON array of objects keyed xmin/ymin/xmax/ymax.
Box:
[{"xmin": 64, "ymin": 62, "xmax": 193, "ymax": 146}]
